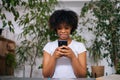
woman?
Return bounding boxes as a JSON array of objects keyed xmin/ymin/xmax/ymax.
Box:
[{"xmin": 42, "ymin": 9, "xmax": 87, "ymax": 78}]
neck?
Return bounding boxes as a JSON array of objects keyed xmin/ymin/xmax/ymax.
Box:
[{"xmin": 67, "ymin": 38, "xmax": 72, "ymax": 45}]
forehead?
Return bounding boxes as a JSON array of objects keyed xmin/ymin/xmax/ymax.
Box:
[{"xmin": 58, "ymin": 22, "xmax": 71, "ymax": 28}]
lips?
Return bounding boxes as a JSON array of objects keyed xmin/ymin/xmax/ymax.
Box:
[{"xmin": 60, "ymin": 34, "xmax": 68, "ymax": 39}]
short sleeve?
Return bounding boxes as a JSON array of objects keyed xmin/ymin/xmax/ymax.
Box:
[
  {"xmin": 77, "ymin": 43, "xmax": 86, "ymax": 54},
  {"xmin": 43, "ymin": 40, "xmax": 58, "ymax": 55},
  {"xmin": 68, "ymin": 40, "xmax": 87, "ymax": 56},
  {"xmin": 43, "ymin": 42, "xmax": 51, "ymax": 54}
]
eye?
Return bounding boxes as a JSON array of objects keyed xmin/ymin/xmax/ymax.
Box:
[
  {"xmin": 65, "ymin": 25, "xmax": 71, "ymax": 30},
  {"xmin": 65, "ymin": 27, "xmax": 69, "ymax": 29},
  {"xmin": 57, "ymin": 27, "xmax": 62, "ymax": 30}
]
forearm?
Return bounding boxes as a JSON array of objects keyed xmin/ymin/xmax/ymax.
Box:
[
  {"xmin": 71, "ymin": 57, "xmax": 87, "ymax": 78},
  {"xmin": 42, "ymin": 56, "xmax": 56, "ymax": 78}
]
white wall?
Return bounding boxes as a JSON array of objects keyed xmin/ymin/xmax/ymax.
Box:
[{"xmin": 0, "ymin": 0, "xmax": 115, "ymax": 78}]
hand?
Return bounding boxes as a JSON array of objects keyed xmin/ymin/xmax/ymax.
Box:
[
  {"xmin": 52, "ymin": 47, "xmax": 65, "ymax": 59},
  {"xmin": 59, "ymin": 46, "xmax": 76, "ymax": 60}
]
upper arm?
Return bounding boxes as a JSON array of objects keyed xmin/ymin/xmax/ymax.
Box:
[
  {"xmin": 78, "ymin": 51, "xmax": 87, "ymax": 69},
  {"xmin": 42, "ymin": 50, "xmax": 51, "ymax": 68}
]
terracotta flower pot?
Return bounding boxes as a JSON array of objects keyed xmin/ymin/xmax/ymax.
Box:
[{"xmin": 91, "ymin": 66, "xmax": 104, "ymax": 78}]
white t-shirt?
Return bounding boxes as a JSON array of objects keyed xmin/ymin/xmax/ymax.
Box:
[{"xmin": 43, "ymin": 40, "xmax": 86, "ymax": 78}]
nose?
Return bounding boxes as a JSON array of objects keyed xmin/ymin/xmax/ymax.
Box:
[{"xmin": 61, "ymin": 28, "xmax": 66, "ymax": 33}]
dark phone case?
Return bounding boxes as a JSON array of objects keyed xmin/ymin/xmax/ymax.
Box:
[{"xmin": 58, "ymin": 40, "xmax": 67, "ymax": 47}]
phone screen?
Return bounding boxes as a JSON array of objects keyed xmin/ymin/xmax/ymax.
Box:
[{"xmin": 58, "ymin": 40, "xmax": 67, "ymax": 47}]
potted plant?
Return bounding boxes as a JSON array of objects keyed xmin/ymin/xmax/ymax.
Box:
[
  {"xmin": 80, "ymin": 0, "xmax": 120, "ymax": 77},
  {"xmin": 89, "ymin": 39, "xmax": 105, "ymax": 78},
  {"xmin": 6, "ymin": 52, "xmax": 16, "ymax": 75}
]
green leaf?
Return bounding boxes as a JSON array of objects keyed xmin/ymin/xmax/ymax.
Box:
[{"xmin": 2, "ymin": 20, "xmax": 7, "ymax": 28}]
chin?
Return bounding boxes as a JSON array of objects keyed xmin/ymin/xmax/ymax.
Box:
[
  {"xmin": 60, "ymin": 38, "xmax": 68, "ymax": 40},
  {"xmin": 59, "ymin": 36, "xmax": 69, "ymax": 40}
]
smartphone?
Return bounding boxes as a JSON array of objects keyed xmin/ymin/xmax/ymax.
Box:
[{"xmin": 58, "ymin": 40, "xmax": 67, "ymax": 47}]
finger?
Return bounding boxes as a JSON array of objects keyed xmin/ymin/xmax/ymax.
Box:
[
  {"xmin": 59, "ymin": 52, "xmax": 65, "ymax": 57},
  {"xmin": 60, "ymin": 52, "xmax": 64, "ymax": 55},
  {"xmin": 59, "ymin": 46, "xmax": 65, "ymax": 49},
  {"xmin": 62, "ymin": 46, "xmax": 69, "ymax": 50},
  {"xmin": 60, "ymin": 49, "xmax": 66, "ymax": 53},
  {"xmin": 55, "ymin": 48, "xmax": 59, "ymax": 51}
]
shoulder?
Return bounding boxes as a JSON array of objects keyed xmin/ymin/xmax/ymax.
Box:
[
  {"xmin": 45, "ymin": 40, "xmax": 57, "ymax": 46},
  {"xmin": 43, "ymin": 40, "xmax": 58, "ymax": 54},
  {"xmin": 43, "ymin": 40, "xmax": 58, "ymax": 50},
  {"xmin": 70, "ymin": 40, "xmax": 86, "ymax": 53}
]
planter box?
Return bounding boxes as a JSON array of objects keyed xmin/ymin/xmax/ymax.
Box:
[{"xmin": 0, "ymin": 36, "xmax": 15, "ymax": 76}]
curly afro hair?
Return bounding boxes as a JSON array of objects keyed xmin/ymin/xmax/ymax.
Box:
[{"xmin": 48, "ymin": 9, "xmax": 78, "ymax": 34}]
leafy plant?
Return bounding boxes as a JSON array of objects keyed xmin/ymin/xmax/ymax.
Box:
[
  {"xmin": 16, "ymin": 39, "xmax": 41, "ymax": 77},
  {"xmin": 6, "ymin": 52, "xmax": 16, "ymax": 68},
  {"xmin": 80, "ymin": 0, "xmax": 120, "ymax": 70},
  {"xmin": 15, "ymin": 0, "xmax": 58, "ymax": 78},
  {"xmin": 116, "ymin": 61, "xmax": 120, "ymax": 74},
  {"xmin": 89, "ymin": 38, "xmax": 103, "ymax": 65},
  {"xmin": 5, "ymin": 52, "xmax": 16, "ymax": 75},
  {"xmin": 0, "ymin": 0, "xmax": 26, "ymax": 32}
]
